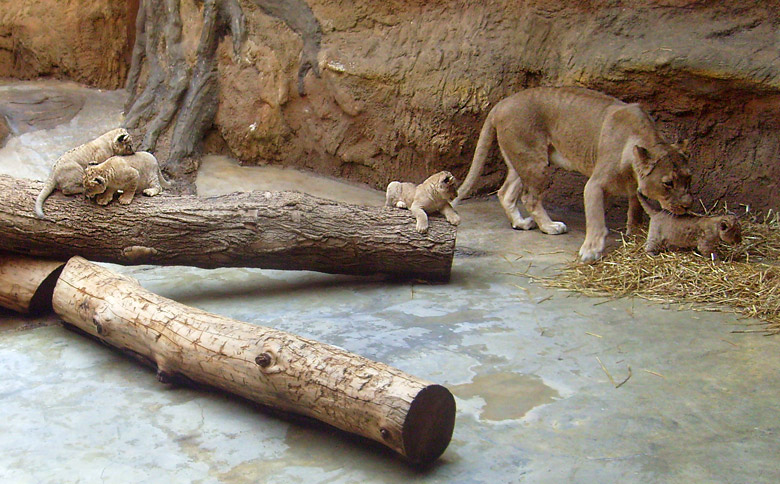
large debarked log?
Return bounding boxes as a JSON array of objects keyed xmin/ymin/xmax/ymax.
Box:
[
  {"xmin": 0, "ymin": 175, "xmax": 455, "ymax": 281},
  {"xmin": 52, "ymin": 257, "xmax": 456, "ymax": 464}
]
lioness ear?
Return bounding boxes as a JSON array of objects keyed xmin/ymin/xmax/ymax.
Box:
[
  {"xmin": 117, "ymin": 134, "xmax": 128, "ymax": 143},
  {"xmin": 633, "ymin": 145, "xmax": 657, "ymax": 178},
  {"xmin": 442, "ymin": 174, "xmax": 452, "ymax": 183},
  {"xmin": 95, "ymin": 176, "xmax": 105, "ymax": 185}
]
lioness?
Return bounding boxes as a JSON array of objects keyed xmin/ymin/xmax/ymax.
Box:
[
  {"xmin": 386, "ymin": 171, "xmax": 460, "ymax": 233},
  {"xmin": 83, "ymin": 151, "xmax": 170, "ymax": 206},
  {"xmin": 35, "ymin": 128, "xmax": 133, "ymax": 218},
  {"xmin": 637, "ymin": 191, "xmax": 741, "ymax": 259},
  {"xmin": 455, "ymin": 87, "xmax": 694, "ymax": 261}
]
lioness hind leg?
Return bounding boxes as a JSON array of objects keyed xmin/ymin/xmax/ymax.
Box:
[
  {"xmin": 497, "ymin": 141, "xmax": 567, "ymax": 235},
  {"xmin": 498, "ymin": 167, "xmax": 536, "ymax": 230}
]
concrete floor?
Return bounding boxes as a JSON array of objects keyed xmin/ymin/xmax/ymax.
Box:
[{"xmin": 1, "ymin": 83, "xmax": 779, "ymax": 483}]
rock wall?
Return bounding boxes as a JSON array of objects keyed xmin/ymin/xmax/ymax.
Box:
[
  {"xmin": 213, "ymin": 0, "xmax": 780, "ymax": 213},
  {"xmin": 2, "ymin": 0, "xmax": 778, "ymax": 213},
  {"xmin": 0, "ymin": 1, "xmax": 131, "ymax": 89}
]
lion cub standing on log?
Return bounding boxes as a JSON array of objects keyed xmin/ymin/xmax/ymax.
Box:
[
  {"xmin": 35, "ymin": 128, "xmax": 134, "ymax": 218},
  {"xmin": 454, "ymin": 87, "xmax": 694, "ymax": 261},
  {"xmin": 83, "ymin": 151, "xmax": 170, "ymax": 206},
  {"xmin": 386, "ymin": 171, "xmax": 461, "ymax": 233},
  {"xmin": 637, "ymin": 192, "xmax": 741, "ymax": 259}
]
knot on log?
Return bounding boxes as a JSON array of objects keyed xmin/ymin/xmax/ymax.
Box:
[{"xmin": 255, "ymin": 352, "xmax": 272, "ymax": 368}]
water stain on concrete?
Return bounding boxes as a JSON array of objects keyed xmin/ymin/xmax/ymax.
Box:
[{"xmin": 451, "ymin": 372, "xmax": 560, "ymax": 421}]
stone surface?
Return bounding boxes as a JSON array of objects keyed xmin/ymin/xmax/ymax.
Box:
[
  {"xmin": 1, "ymin": 184, "xmax": 779, "ymax": 483},
  {"xmin": 0, "ymin": 83, "xmax": 778, "ymax": 482}
]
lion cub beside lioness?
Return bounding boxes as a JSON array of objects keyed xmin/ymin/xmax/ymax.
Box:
[
  {"xmin": 386, "ymin": 171, "xmax": 460, "ymax": 233},
  {"xmin": 637, "ymin": 192, "xmax": 741, "ymax": 259},
  {"xmin": 83, "ymin": 151, "xmax": 170, "ymax": 206}
]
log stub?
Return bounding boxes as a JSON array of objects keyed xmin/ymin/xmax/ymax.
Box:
[
  {"xmin": 0, "ymin": 253, "xmax": 65, "ymax": 314},
  {"xmin": 51, "ymin": 256, "xmax": 456, "ymax": 464}
]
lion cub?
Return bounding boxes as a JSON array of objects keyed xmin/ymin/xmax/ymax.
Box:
[
  {"xmin": 83, "ymin": 151, "xmax": 170, "ymax": 206},
  {"xmin": 385, "ymin": 171, "xmax": 460, "ymax": 233},
  {"xmin": 35, "ymin": 128, "xmax": 134, "ymax": 218},
  {"xmin": 637, "ymin": 192, "xmax": 741, "ymax": 259}
]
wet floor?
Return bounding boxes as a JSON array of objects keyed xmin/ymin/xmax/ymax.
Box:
[{"xmin": 1, "ymin": 82, "xmax": 779, "ymax": 483}]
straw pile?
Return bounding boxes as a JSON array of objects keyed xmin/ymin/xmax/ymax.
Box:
[{"xmin": 544, "ymin": 208, "xmax": 780, "ymax": 335}]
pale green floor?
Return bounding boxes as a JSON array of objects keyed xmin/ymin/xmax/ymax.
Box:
[{"xmin": 1, "ymin": 83, "xmax": 778, "ymax": 484}]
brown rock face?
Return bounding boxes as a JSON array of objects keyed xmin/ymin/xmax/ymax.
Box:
[
  {"xmin": 2, "ymin": 0, "xmax": 778, "ymax": 213},
  {"xmin": 213, "ymin": 0, "xmax": 780, "ymax": 213},
  {"xmin": 0, "ymin": 1, "xmax": 131, "ymax": 89}
]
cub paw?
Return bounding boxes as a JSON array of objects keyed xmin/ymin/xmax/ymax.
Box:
[
  {"xmin": 415, "ymin": 222, "xmax": 429, "ymax": 234},
  {"xmin": 446, "ymin": 213, "xmax": 461, "ymax": 226}
]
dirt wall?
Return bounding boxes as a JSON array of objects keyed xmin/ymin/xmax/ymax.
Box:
[{"xmin": 2, "ymin": 1, "xmax": 778, "ymax": 213}]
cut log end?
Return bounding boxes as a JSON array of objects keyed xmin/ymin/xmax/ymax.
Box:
[{"xmin": 402, "ymin": 384, "xmax": 456, "ymax": 465}]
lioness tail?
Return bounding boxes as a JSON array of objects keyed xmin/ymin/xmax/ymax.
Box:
[
  {"xmin": 453, "ymin": 108, "xmax": 496, "ymax": 206},
  {"xmin": 34, "ymin": 176, "xmax": 57, "ymax": 219}
]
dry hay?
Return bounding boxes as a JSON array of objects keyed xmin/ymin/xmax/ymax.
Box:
[{"xmin": 544, "ymin": 208, "xmax": 780, "ymax": 335}]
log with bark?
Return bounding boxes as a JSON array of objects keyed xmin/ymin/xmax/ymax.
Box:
[
  {"xmin": 0, "ymin": 175, "xmax": 456, "ymax": 281},
  {"xmin": 0, "ymin": 253, "xmax": 65, "ymax": 314},
  {"xmin": 52, "ymin": 256, "xmax": 456, "ymax": 464}
]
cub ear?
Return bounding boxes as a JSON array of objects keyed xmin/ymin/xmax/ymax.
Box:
[
  {"xmin": 94, "ymin": 176, "xmax": 105, "ymax": 185},
  {"xmin": 442, "ymin": 174, "xmax": 452, "ymax": 183},
  {"xmin": 633, "ymin": 145, "xmax": 657, "ymax": 178},
  {"xmin": 117, "ymin": 133, "xmax": 128, "ymax": 143}
]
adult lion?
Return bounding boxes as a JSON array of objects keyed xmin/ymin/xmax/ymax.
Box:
[{"xmin": 455, "ymin": 87, "xmax": 694, "ymax": 261}]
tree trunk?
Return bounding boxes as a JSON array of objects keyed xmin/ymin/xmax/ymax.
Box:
[
  {"xmin": 0, "ymin": 253, "xmax": 64, "ymax": 314},
  {"xmin": 52, "ymin": 256, "xmax": 455, "ymax": 464},
  {"xmin": 0, "ymin": 175, "xmax": 455, "ymax": 281}
]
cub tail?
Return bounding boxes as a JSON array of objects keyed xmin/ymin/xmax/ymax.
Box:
[
  {"xmin": 34, "ymin": 175, "xmax": 57, "ymax": 219},
  {"xmin": 453, "ymin": 108, "xmax": 497, "ymax": 206},
  {"xmin": 158, "ymin": 166, "xmax": 172, "ymax": 188}
]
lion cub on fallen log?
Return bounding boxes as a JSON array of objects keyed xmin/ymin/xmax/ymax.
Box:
[
  {"xmin": 386, "ymin": 171, "xmax": 460, "ymax": 233},
  {"xmin": 637, "ymin": 192, "xmax": 742, "ymax": 259},
  {"xmin": 83, "ymin": 151, "xmax": 170, "ymax": 206},
  {"xmin": 35, "ymin": 128, "xmax": 134, "ymax": 218}
]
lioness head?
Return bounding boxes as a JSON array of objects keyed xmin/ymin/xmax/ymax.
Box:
[
  {"xmin": 433, "ymin": 171, "xmax": 458, "ymax": 201},
  {"xmin": 715, "ymin": 214, "xmax": 742, "ymax": 245},
  {"xmin": 83, "ymin": 167, "xmax": 108, "ymax": 198},
  {"xmin": 634, "ymin": 145, "xmax": 693, "ymax": 215},
  {"xmin": 110, "ymin": 128, "xmax": 134, "ymax": 156}
]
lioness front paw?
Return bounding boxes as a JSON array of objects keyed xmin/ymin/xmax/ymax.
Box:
[
  {"xmin": 416, "ymin": 221, "xmax": 429, "ymax": 233},
  {"xmin": 446, "ymin": 213, "xmax": 461, "ymax": 226},
  {"xmin": 541, "ymin": 221, "xmax": 568, "ymax": 235},
  {"xmin": 579, "ymin": 238, "xmax": 605, "ymax": 262}
]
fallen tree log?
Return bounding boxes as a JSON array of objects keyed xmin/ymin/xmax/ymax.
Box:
[
  {"xmin": 0, "ymin": 253, "xmax": 65, "ymax": 314},
  {"xmin": 52, "ymin": 256, "xmax": 456, "ymax": 464},
  {"xmin": 0, "ymin": 175, "xmax": 455, "ymax": 281}
]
